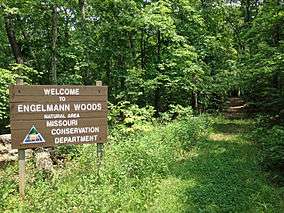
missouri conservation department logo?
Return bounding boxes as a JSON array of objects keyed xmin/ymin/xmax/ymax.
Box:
[{"xmin": 23, "ymin": 125, "xmax": 45, "ymax": 144}]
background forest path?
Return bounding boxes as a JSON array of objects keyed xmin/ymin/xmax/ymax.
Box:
[
  {"xmin": 150, "ymin": 117, "xmax": 283, "ymax": 212},
  {"xmin": 224, "ymin": 97, "xmax": 247, "ymax": 119}
]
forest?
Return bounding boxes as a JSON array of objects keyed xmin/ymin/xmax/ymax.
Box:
[{"xmin": 0, "ymin": 0, "xmax": 283, "ymax": 212}]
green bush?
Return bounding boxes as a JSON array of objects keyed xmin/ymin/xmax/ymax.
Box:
[
  {"xmin": 0, "ymin": 66, "xmax": 39, "ymax": 133},
  {"xmin": 172, "ymin": 116, "xmax": 210, "ymax": 150},
  {"xmin": 102, "ymin": 115, "xmax": 210, "ymax": 185},
  {"xmin": 106, "ymin": 103, "xmax": 157, "ymax": 149},
  {"xmin": 0, "ymin": 116, "xmax": 209, "ymax": 212},
  {"xmin": 254, "ymin": 126, "xmax": 284, "ymax": 167},
  {"xmin": 0, "ymin": 69, "xmax": 18, "ymax": 133},
  {"xmin": 252, "ymin": 124, "xmax": 284, "ymax": 185},
  {"xmin": 108, "ymin": 101, "xmax": 155, "ymax": 127},
  {"xmin": 159, "ymin": 104, "xmax": 193, "ymax": 122}
]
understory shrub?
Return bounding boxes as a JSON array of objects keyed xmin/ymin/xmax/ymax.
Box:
[
  {"xmin": 108, "ymin": 101, "xmax": 155, "ymax": 126},
  {"xmin": 172, "ymin": 116, "xmax": 211, "ymax": 150},
  {"xmin": 0, "ymin": 69, "xmax": 18, "ymax": 133},
  {"xmin": 0, "ymin": 65, "xmax": 39, "ymax": 133},
  {"xmin": 103, "ymin": 115, "xmax": 210, "ymax": 180},
  {"xmin": 159, "ymin": 104, "xmax": 193, "ymax": 122},
  {"xmin": 0, "ymin": 116, "xmax": 209, "ymax": 212},
  {"xmin": 252, "ymin": 124, "xmax": 284, "ymax": 185}
]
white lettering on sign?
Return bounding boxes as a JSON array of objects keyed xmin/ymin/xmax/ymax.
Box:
[
  {"xmin": 17, "ymin": 104, "xmax": 70, "ymax": 113},
  {"xmin": 44, "ymin": 88, "xmax": 80, "ymax": 96},
  {"xmin": 51, "ymin": 126, "xmax": 100, "ymax": 135},
  {"xmin": 17, "ymin": 103, "xmax": 102, "ymax": 113},
  {"xmin": 74, "ymin": 103, "xmax": 102, "ymax": 111},
  {"xmin": 46, "ymin": 119, "xmax": 78, "ymax": 127},
  {"xmin": 44, "ymin": 114, "xmax": 66, "ymax": 119},
  {"xmin": 67, "ymin": 113, "xmax": 80, "ymax": 118},
  {"xmin": 59, "ymin": 96, "xmax": 66, "ymax": 101},
  {"xmin": 55, "ymin": 135, "xmax": 98, "ymax": 144}
]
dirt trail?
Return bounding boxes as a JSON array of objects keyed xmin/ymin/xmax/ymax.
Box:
[{"xmin": 224, "ymin": 97, "xmax": 247, "ymax": 119}]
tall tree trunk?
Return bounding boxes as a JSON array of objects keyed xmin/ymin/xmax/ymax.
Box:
[
  {"xmin": 64, "ymin": 8, "xmax": 69, "ymax": 44},
  {"xmin": 154, "ymin": 30, "xmax": 161, "ymax": 114},
  {"xmin": 242, "ymin": 0, "xmax": 252, "ymax": 22},
  {"xmin": 106, "ymin": 60, "xmax": 111, "ymax": 88},
  {"xmin": 79, "ymin": 0, "xmax": 86, "ymax": 20},
  {"xmin": 139, "ymin": 28, "xmax": 146, "ymax": 106},
  {"xmin": 118, "ymin": 54, "xmax": 125, "ymax": 91},
  {"xmin": 140, "ymin": 29, "xmax": 145, "ymax": 69},
  {"xmin": 192, "ymin": 91, "xmax": 198, "ymax": 110},
  {"xmin": 272, "ymin": 1, "xmax": 282, "ymax": 90},
  {"xmin": 192, "ymin": 75, "xmax": 198, "ymax": 110},
  {"xmin": 4, "ymin": 14, "xmax": 24, "ymax": 64},
  {"xmin": 51, "ymin": 6, "xmax": 58, "ymax": 84},
  {"xmin": 79, "ymin": 0, "xmax": 94, "ymax": 85},
  {"xmin": 128, "ymin": 32, "xmax": 135, "ymax": 65}
]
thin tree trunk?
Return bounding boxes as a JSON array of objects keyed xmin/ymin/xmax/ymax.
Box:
[
  {"xmin": 4, "ymin": 14, "xmax": 24, "ymax": 64},
  {"xmin": 64, "ymin": 8, "xmax": 69, "ymax": 44},
  {"xmin": 154, "ymin": 30, "xmax": 161, "ymax": 114},
  {"xmin": 157, "ymin": 30, "xmax": 161, "ymax": 65},
  {"xmin": 242, "ymin": 0, "xmax": 251, "ymax": 22},
  {"xmin": 106, "ymin": 60, "xmax": 111, "ymax": 87},
  {"xmin": 51, "ymin": 6, "xmax": 58, "ymax": 84},
  {"xmin": 118, "ymin": 54, "xmax": 125, "ymax": 91},
  {"xmin": 140, "ymin": 29, "xmax": 145, "ymax": 69},
  {"xmin": 192, "ymin": 75, "xmax": 198, "ymax": 110},
  {"xmin": 79, "ymin": 0, "xmax": 86, "ymax": 20},
  {"xmin": 192, "ymin": 92, "xmax": 198, "ymax": 110},
  {"xmin": 128, "ymin": 32, "xmax": 135, "ymax": 65},
  {"xmin": 139, "ymin": 28, "xmax": 146, "ymax": 106},
  {"xmin": 79, "ymin": 0, "xmax": 94, "ymax": 85}
]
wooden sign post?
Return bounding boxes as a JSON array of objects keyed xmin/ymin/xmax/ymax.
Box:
[
  {"xmin": 10, "ymin": 82, "xmax": 108, "ymax": 199},
  {"xmin": 96, "ymin": 81, "xmax": 104, "ymax": 170},
  {"xmin": 16, "ymin": 79, "xmax": 25, "ymax": 201}
]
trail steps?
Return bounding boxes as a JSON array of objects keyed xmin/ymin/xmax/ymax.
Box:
[{"xmin": 224, "ymin": 97, "xmax": 247, "ymax": 119}]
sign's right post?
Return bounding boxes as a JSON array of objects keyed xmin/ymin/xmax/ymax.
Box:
[{"xmin": 96, "ymin": 81, "xmax": 104, "ymax": 170}]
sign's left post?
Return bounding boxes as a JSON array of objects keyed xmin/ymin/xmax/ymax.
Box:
[{"xmin": 15, "ymin": 78, "xmax": 25, "ymax": 201}]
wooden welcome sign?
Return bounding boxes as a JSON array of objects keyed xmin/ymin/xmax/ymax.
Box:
[
  {"xmin": 10, "ymin": 84, "xmax": 108, "ymax": 149},
  {"xmin": 10, "ymin": 80, "xmax": 107, "ymax": 200}
]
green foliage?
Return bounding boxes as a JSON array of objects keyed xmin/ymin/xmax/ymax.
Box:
[
  {"xmin": 239, "ymin": 2, "xmax": 284, "ymax": 112},
  {"xmin": 259, "ymin": 126, "xmax": 284, "ymax": 168},
  {"xmin": 9, "ymin": 63, "xmax": 40, "ymax": 84},
  {"xmin": 57, "ymin": 73, "xmax": 83, "ymax": 85},
  {"xmin": 0, "ymin": 68, "xmax": 17, "ymax": 132},
  {"xmin": 1, "ymin": 116, "xmax": 283, "ymax": 212},
  {"xmin": 0, "ymin": 116, "xmax": 210, "ymax": 212},
  {"xmin": 252, "ymin": 121, "xmax": 284, "ymax": 185},
  {"xmin": 0, "ymin": 0, "xmax": 282, "ymax": 116},
  {"xmin": 159, "ymin": 104, "xmax": 193, "ymax": 121},
  {"xmin": 108, "ymin": 101, "xmax": 156, "ymax": 127},
  {"xmin": 174, "ymin": 116, "xmax": 210, "ymax": 150},
  {"xmin": 0, "ymin": 0, "xmax": 247, "ymax": 116},
  {"xmin": 0, "ymin": 65, "xmax": 40, "ymax": 132}
]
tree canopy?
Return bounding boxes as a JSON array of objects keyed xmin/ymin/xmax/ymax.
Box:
[{"xmin": 0, "ymin": 0, "xmax": 283, "ymax": 122}]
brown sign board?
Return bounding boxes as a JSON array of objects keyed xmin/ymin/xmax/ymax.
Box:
[{"xmin": 10, "ymin": 85, "xmax": 108, "ymax": 149}]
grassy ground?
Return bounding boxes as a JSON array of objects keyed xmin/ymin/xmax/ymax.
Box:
[
  {"xmin": 151, "ymin": 117, "xmax": 283, "ymax": 212},
  {"xmin": 0, "ymin": 116, "xmax": 283, "ymax": 212}
]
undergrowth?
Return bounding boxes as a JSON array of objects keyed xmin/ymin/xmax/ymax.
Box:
[
  {"xmin": 0, "ymin": 116, "xmax": 209, "ymax": 212},
  {"xmin": 0, "ymin": 115, "xmax": 283, "ymax": 212},
  {"xmin": 251, "ymin": 116, "xmax": 284, "ymax": 187}
]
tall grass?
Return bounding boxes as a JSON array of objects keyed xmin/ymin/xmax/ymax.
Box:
[{"xmin": 0, "ymin": 117, "xmax": 209, "ymax": 212}]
